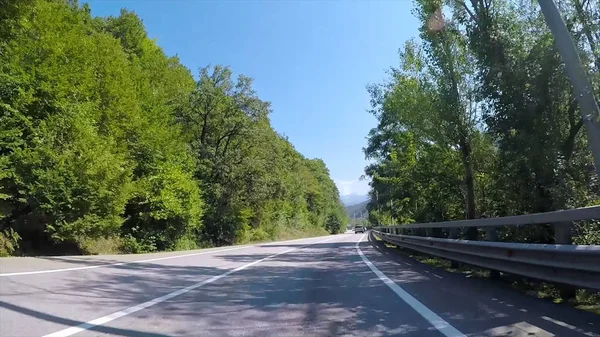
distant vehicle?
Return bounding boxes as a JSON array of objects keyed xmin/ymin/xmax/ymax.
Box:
[{"xmin": 354, "ymin": 225, "xmax": 365, "ymax": 234}]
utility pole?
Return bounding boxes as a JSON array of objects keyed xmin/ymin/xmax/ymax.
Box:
[{"xmin": 537, "ymin": 0, "xmax": 600, "ymax": 177}]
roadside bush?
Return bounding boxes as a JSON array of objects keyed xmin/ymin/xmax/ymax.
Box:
[
  {"xmin": 249, "ymin": 228, "xmax": 271, "ymax": 243},
  {"xmin": 119, "ymin": 234, "xmax": 157, "ymax": 254},
  {"xmin": 0, "ymin": 228, "xmax": 20, "ymax": 257},
  {"xmin": 172, "ymin": 234, "xmax": 199, "ymax": 251},
  {"xmin": 121, "ymin": 162, "xmax": 203, "ymax": 251}
]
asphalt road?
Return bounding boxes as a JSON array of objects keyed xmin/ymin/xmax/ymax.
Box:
[{"xmin": 1, "ymin": 233, "xmax": 598, "ymax": 337}]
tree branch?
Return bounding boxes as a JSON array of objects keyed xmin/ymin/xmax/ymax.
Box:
[{"xmin": 454, "ymin": 0, "xmax": 476, "ymax": 22}]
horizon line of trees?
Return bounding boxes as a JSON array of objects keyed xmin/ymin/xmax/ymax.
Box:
[{"xmin": 0, "ymin": 0, "xmax": 347, "ymax": 256}]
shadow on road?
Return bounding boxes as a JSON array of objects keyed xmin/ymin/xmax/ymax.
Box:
[
  {"xmin": 1, "ymin": 233, "xmax": 598, "ymax": 337},
  {"xmin": 0, "ymin": 300, "xmax": 171, "ymax": 337},
  {"xmin": 364, "ymin": 232, "xmax": 600, "ymax": 337}
]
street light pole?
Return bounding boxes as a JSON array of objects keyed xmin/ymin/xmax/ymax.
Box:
[{"xmin": 537, "ymin": 0, "xmax": 600, "ymax": 177}]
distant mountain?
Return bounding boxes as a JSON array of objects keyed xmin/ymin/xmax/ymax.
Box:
[
  {"xmin": 344, "ymin": 200, "xmax": 369, "ymax": 219},
  {"xmin": 340, "ymin": 194, "xmax": 369, "ymax": 206}
]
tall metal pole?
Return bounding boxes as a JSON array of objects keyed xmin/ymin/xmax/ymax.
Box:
[{"xmin": 537, "ymin": 0, "xmax": 600, "ymax": 177}]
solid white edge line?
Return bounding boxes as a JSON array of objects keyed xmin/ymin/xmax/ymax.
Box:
[
  {"xmin": 41, "ymin": 235, "xmax": 338, "ymax": 337},
  {"xmin": 356, "ymin": 233, "xmax": 466, "ymax": 337},
  {"xmin": 0, "ymin": 235, "xmax": 334, "ymax": 277},
  {"xmin": 0, "ymin": 246, "xmax": 247, "ymax": 277}
]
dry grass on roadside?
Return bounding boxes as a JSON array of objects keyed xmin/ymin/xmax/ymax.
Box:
[{"xmin": 76, "ymin": 236, "xmax": 122, "ymax": 255}]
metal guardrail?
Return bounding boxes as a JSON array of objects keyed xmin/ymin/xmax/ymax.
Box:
[
  {"xmin": 373, "ymin": 205, "xmax": 600, "ymax": 290},
  {"xmin": 380, "ymin": 205, "xmax": 600, "ymax": 229}
]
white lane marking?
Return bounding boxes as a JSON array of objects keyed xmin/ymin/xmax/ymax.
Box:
[
  {"xmin": 0, "ymin": 246, "xmax": 248, "ymax": 277},
  {"xmin": 541, "ymin": 316, "xmax": 599, "ymax": 337},
  {"xmin": 356, "ymin": 233, "xmax": 466, "ymax": 337},
  {"xmin": 42, "ymin": 236, "xmax": 338, "ymax": 337},
  {"xmin": 0, "ymin": 235, "xmax": 332, "ymax": 277}
]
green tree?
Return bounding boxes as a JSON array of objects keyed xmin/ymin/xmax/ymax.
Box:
[
  {"xmin": 0, "ymin": 0, "xmax": 203, "ymax": 253},
  {"xmin": 0, "ymin": 0, "xmax": 347, "ymax": 255},
  {"xmin": 365, "ymin": 0, "xmax": 599, "ymax": 245}
]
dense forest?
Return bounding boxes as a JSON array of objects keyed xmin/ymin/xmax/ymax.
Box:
[
  {"xmin": 0, "ymin": 0, "xmax": 347, "ymax": 256},
  {"xmin": 364, "ymin": 0, "xmax": 600, "ymax": 244}
]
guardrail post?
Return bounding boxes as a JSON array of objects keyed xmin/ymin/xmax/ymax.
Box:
[
  {"xmin": 449, "ymin": 228, "xmax": 460, "ymax": 268},
  {"xmin": 486, "ymin": 227, "xmax": 498, "ymax": 241},
  {"xmin": 554, "ymin": 222, "xmax": 572, "ymax": 244},
  {"xmin": 449, "ymin": 228, "xmax": 459, "ymax": 239},
  {"xmin": 486, "ymin": 227, "xmax": 500, "ymax": 280},
  {"xmin": 426, "ymin": 228, "xmax": 433, "ymax": 237},
  {"xmin": 554, "ymin": 222, "xmax": 576, "ymax": 299}
]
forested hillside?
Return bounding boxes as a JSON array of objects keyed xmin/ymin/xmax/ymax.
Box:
[
  {"xmin": 345, "ymin": 200, "xmax": 368, "ymax": 227},
  {"xmin": 345, "ymin": 200, "xmax": 368, "ymax": 218},
  {"xmin": 364, "ymin": 0, "xmax": 599, "ymax": 244},
  {"xmin": 0, "ymin": 0, "xmax": 346, "ymax": 256}
]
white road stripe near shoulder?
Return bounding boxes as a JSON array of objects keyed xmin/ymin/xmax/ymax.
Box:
[
  {"xmin": 0, "ymin": 235, "xmax": 333, "ymax": 277},
  {"xmin": 0, "ymin": 246, "xmax": 249, "ymax": 277},
  {"xmin": 41, "ymin": 235, "xmax": 338, "ymax": 337},
  {"xmin": 356, "ymin": 233, "xmax": 466, "ymax": 337}
]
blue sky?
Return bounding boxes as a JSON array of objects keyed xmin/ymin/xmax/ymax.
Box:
[{"xmin": 86, "ymin": 0, "xmax": 420, "ymax": 197}]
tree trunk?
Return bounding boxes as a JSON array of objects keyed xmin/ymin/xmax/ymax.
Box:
[{"xmin": 460, "ymin": 140, "xmax": 478, "ymax": 240}]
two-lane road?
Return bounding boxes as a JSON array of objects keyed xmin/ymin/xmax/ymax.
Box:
[{"xmin": 1, "ymin": 233, "xmax": 598, "ymax": 336}]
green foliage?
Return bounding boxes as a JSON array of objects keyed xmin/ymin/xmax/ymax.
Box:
[
  {"xmin": 172, "ymin": 234, "xmax": 199, "ymax": 251},
  {"xmin": 15, "ymin": 106, "xmax": 132, "ymax": 242},
  {"xmin": 0, "ymin": 0, "xmax": 343, "ymax": 255},
  {"xmin": 75, "ymin": 235, "xmax": 122, "ymax": 255},
  {"xmin": 325, "ymin": 212, "xmax": 343, "ymax": 234},
  {"xmin": 119, "ymin": 234, "xmax": 157, "ymax": 254},
  {"xmin": 178, "ymin": 65, "xmax": 346, "ymax": 246},
  {"xmin": 365, "ymin": 0, "xmax": 599, "ymax": 244},
  {"xmin": 0, "ymin": 228, "xmax": 20, "ymax": 257}
]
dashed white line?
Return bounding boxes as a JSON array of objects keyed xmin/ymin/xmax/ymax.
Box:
[
  {"xmin": 41, "ymin": 236, "xmax": 338, "ymax": 337},
  {"xmin": 356, "ymin": 233, "xmax": 466, "ymax": 337}
]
